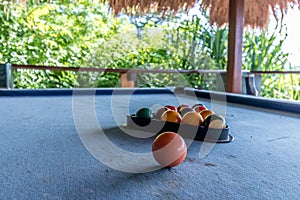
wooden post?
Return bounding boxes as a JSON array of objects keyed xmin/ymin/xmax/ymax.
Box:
[
  {"xmin": 120, "ymin": 73, "xmax": 135, "ymax": 88},
  {"xmin": 226, "ymin": 0, "xmax": 244, "ymax": 93}
]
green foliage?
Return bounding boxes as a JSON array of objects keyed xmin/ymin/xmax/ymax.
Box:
[
  {"xmin": 13, "ymin": 69, "xmax": 77, "ymax": 88},
  {"xmin": 165, "ymin": 15, "xmax": 213, "ymax": 70},
  {"xmin": 0, "ymin": 1, "xmax": 297, "ymax": 100},
  {"xmin": 84, "ymin": 12, "xmax": 222, "ymax": 89},
  {"xmin": 76, "ymin": 71, "xmax": 120, "ymax": 88},
  {"xmin": 260, "ymin": 68, "xmax": 300, "ymax": 100},
  {"xmin": 163, "ymin": 13, "xmax": 226, "ymax": 90},
  {"xmin": 79, "ymin": 25, "xmax": 168, "ymax": 87},
  {"xmin": 243, "ymin": 26, "xmax": 288, "ymax": 71},
  {"xmin": 242, "ymin": 22, "xmax": 297, "ymax": 99},
  {"xmin": 0, "ymin": 0, "xmax": 122, "ymax": 88}
]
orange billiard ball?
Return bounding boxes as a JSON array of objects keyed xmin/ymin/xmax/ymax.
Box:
[
  {"xmin": 152, "ymin": 132, "xmax": 187, "ymax": 168},
  {"xmin": 199, "ymin": 110, "xmax": 215, "ymax": 120},
  {"xmin": 161, "ymin": 110, "xmax": 182, "ymax": 123},
  {"xmin": 181, "ymin": 112, "xmax": 204, "ymax": 126}
]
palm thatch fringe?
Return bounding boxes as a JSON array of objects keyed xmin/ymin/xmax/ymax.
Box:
[
  {"xmin": 202, "ymin": 0, "xmax": 300, "ymax": 28},
  {"xmin": 100, "ymin": 0, "xmax": 196, "ymax": 16},
  {"xmin": 101, "ymin": 0, "xmax": 300, "ymax": 28}
]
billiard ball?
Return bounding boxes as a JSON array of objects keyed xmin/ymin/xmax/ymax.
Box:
[
  {"xmin": 193, "ymin": 105, "xmax": 208, "ymax": 113},
  {"xmin": 179, "ymin": 107, "xmax": 195, "ymax": 117},
  {"xmin": 136, "ymin": 107, "xmax": 153, "ymax": 118},
  {"xmin": 154, "ymin": 107, "xmax": 170, "ymax": 119},
  {"xmin": 164, "ymin": 105, "xmax": 177, "ymax": 112},
  {"xmin": 152, "ymin": 132, "xmax": 187, "ymax": 168},
  {"xmin": 199, "ymin": 110, "xmax": 215, "ymax": 120},
  {"xmin": 192, "ymin": 103, "xmax": 204, "ymax": 109},
  {"xmin": 203, "ymin": 114, "xmax": 226, "ymax": 129},
  {"xmin": 161, "ymin": 110, "xmax": 182, "ymax": 123},
  {"xmin": 177, "ymin": 104, "xmax": 190, "ymax": 112},
  {"xmin": 181, "ymin": 112, "xmax": 204, "ymax": 126}
]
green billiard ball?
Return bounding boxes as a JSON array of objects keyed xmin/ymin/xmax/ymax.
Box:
[
  {"xmin": 136, "ymin": 108, "xmax": 153, "ymax": 118},
  {"xmin": 203, "ymin": 114, "xmax": 226, "ymax": 129}
]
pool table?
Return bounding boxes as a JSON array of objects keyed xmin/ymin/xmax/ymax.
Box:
[{"xmin": 0, "ymin": 87, "xmax": 299, "ymax": 199}]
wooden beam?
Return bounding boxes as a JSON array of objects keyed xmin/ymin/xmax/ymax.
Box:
[
  {"xmin": 226, "ymin": 0, "xmax": 244, "ymax": 93},
  {"xmin": 120, "ymin": 73, "xmax": 135, "ymax": 88}
]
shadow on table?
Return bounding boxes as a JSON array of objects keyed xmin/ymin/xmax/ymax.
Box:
[
  {"xmin": 102, "ymin": 126, "xmax": 202, "ymax": 153},
  {"xmin": 65, "ymin": 127, "xmax": 212, "ymax": 199}
]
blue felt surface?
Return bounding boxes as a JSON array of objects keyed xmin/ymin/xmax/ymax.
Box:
[{"xmin": 0, "ymin": 89, "xmax": 300, "ymax": 199}]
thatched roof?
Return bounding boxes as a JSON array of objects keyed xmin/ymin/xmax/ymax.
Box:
[
  {"xmin": 202, "ymin": 0, "xmax": 300, "ymax": 28},
  {"xmin": 102, "ymin": 0, "xmax": 300, "ymax": 28},
  {"xmin": 102, "ymin": 0, "xmax": 196, "ymax": 15}
]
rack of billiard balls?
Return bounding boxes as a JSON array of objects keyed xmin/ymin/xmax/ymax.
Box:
[
  {"xmin": 135, "ymin": 103, "xmax": 227, "ymax": 130},
  {"xmin": 127, "ymin": 104, "xmax": 232, "ymax": 168}
]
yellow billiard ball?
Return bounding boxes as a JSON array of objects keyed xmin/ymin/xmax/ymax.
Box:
[
  {"xmin": 199, "ymin": 110, "xmax": 215, "ymax": 120},
  {"xmin": 181, "ymin": 112, "xmax": 204, "ymax": 126},
  {"xmin": 161, "ymin": 110, "xmax": 182, "ymax": 123}
]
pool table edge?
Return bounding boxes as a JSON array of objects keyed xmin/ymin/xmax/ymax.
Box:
[
  {"xmin": 0, "ymin": 88, "xmax": 175, "ymax": 96},
  {"xmin": 184, "ymin": 88, "xmax": 300, "ymax": 115},
  {"xmin": 1, "ymin": 87, "xmax": 299, "ymax": 115}
]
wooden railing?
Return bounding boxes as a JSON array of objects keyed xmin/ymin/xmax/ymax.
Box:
[
  {"xmin": 250, "ymin": 70, "xmax": 300, "ymax": 74},
  {"xmin": 12, "ymin": 64, "xmax": 300, "ymax": 74},
  {"xmin": 11, "ymin": 64, "xmax": 228, "ymax": 88},
  {"xmin": 1, "ymin": 63, "xmax": 299, "ymax": 90}
]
